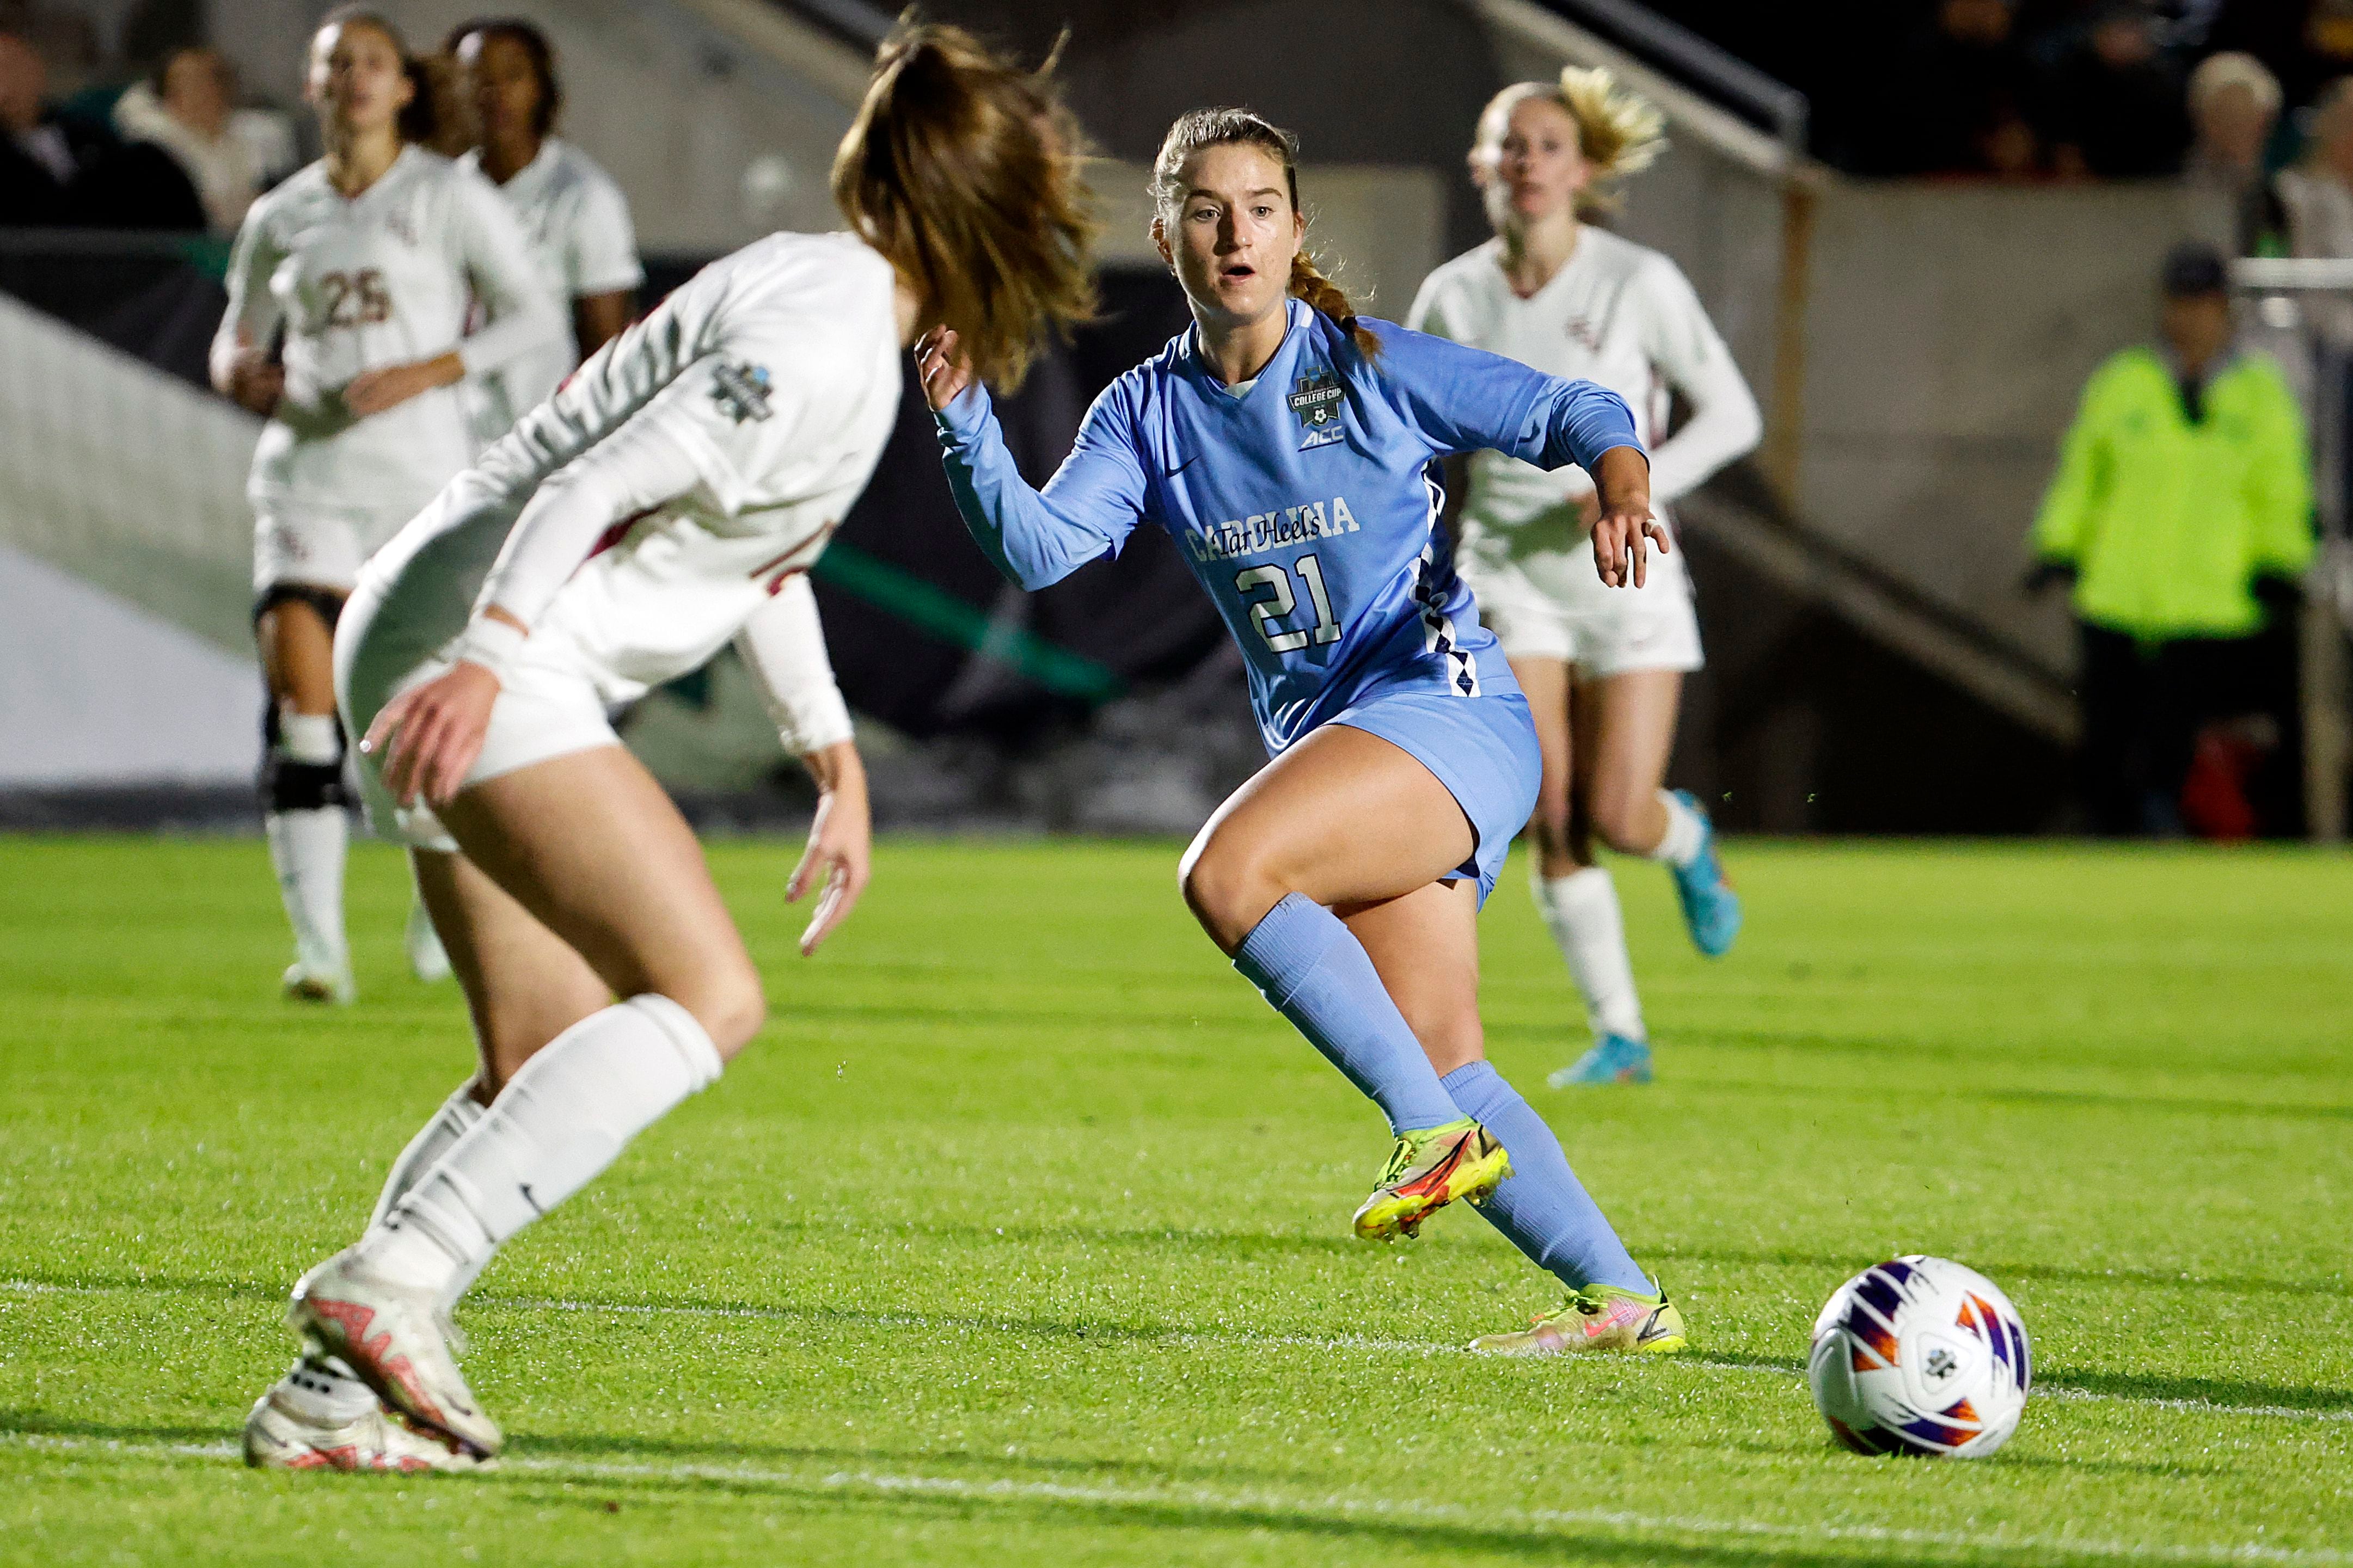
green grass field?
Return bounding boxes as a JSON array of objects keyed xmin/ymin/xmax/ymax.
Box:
[{"xmin": 2, "ymin": 834, "xmax": 2348, "ymax": 1566}]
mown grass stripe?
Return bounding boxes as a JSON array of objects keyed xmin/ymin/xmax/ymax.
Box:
[
  {"xmin": 9, "ymin": 1278, "xmax": 2346, "ymax": 1425},
  {"xmin": 4, "ymin": 1431, "xmax": 2346, "ymax": 1566}
]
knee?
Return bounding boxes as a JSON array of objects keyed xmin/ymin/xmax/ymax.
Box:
[
  {"xmin": 1586, "ymin": 783, "xmax": 1657, "ymax": 856},
  {"xmin": 1178, "ymin": 828, "xmax": 1282, "ymax": 951}
]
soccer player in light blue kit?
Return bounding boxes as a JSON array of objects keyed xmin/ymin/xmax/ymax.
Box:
[{"xmin": 924, "ymin": 109, "xmax": 1686, "ymax": 1356}]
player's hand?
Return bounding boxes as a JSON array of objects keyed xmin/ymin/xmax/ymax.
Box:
[
  {"xmin": 344, "ymin": 352, "xmax": 464, "ymax": 418},
  {"xmin": 223, "ymin": 347, "xmax": 284, "ymax": 416},
  {"xmin": 1588, "ymin": 446, "xmax": 1663, "ymax": 589},
  {"xmin": 1592, "ymin": 505, "xmax": 1668, "ymax": 589},
  {"xmin": 361, "ymin": 661, "xmax": 500, "ymax": 809},
  {"xmin": 915, "ymin": 327, "xmax": 973, "ymax": 411},
  {"xmin": 788, "ymin": 741, "xmax": 871, "ymax": 956}
]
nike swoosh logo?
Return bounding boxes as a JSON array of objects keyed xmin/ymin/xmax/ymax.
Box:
[
  {"xmin": 1164, "ymin": 455, "xmax": 1199, "ymax": 478},
  {"xmin": 518, "ymin": 1183, "xmax": 542, "ymax": 1214}
]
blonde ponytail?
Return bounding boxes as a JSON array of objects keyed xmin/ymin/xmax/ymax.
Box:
[{"xmin": 1473, "ymin": 65, "xmax": 1666, "ymax": 219}]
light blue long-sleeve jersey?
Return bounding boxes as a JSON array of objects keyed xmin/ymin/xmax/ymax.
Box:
[{"xmin": 934, "ymin": 298, "xmax": 1643, "ymax": 753}]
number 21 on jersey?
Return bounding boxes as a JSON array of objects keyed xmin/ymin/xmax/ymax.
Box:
[{"xmin": 1236, "ymin": 554, "xmax": 1339, "ymax": 653}]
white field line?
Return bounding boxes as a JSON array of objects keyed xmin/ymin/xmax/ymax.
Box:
[
  {"xmin": 9, "ymin": 1277, "xmax": 2351, "ymax": 1426},
  {"xmin": 3, "ymin": 1429, "xmax": 2347, "ymax": 1567}
]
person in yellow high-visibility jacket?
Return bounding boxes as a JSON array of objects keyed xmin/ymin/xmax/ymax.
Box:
[{"xmin": 2030, "ymin": 242, "xmax": 2314, "ymax": 835}]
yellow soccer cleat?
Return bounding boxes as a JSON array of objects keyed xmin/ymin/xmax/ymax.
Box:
[
  {"xmin": 1351, "ymin": 1117, "xmax": 1511, "ymax": 1241},
  {"xmin": 1469, "ymin": 1282, "xmax": 1689, "ymax": 1357}
]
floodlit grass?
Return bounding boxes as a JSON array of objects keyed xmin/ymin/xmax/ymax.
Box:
[{"xmin": 2, "ymin": 833, "xmax": 2348, "ymax": 1565}]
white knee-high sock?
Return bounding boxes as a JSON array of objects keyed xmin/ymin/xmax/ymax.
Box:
[
  {"xmin": 265, "ymin": 709, "xmax": 348, "ymax": 973},
  {"xmin": 369, "ymin": 1084, "xmax": 487, "ymax": 1229},
  {"xmin": 1532, "ymin": 865, "xmax": 1645, "ymax": 1042},
  {"xmin": 265, "ymin": 808, "xmax": 347, "ymax": 972},
  {"xmin": 1645, "ymin": 789, "xmax": 1705, "ymax": 869},
  {"xmin": 356, "ymin": 995, "xmax": 724, "ymax": 1295},
  {"xmin": 293, "ymin": 1082, "xmax": 489, "ymax": 1408}
]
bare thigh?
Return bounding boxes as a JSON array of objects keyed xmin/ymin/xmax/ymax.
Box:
[
  {"xmin": 1178, "ymin": 723, "xmax": 1475, "ymax": 953},
  {"xmin": 435, "ymin": 744, "xmax": 768, "ymax": 1061},
  {"xmin": 1570, "ymin": 668, "xmax": 1682, "ymax": 856},
  {"xmin": 412, "ymin": 846, "xmax": 610, "ymax": 1099},
  {"xmin": 255, "ymin": 594, "xmax": 341, "ymax": 715},
  {"xmin": 1509, "ymin": 654, "xmax": 1578, "ymax": 877},
  {"xmin": 1340, "ymin": 878, "xmax": 1485, "ymax": 1077}
]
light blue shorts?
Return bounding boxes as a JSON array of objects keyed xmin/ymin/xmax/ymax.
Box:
[{"xmin": 1329, "ymin": 686, "xmax": 1541, "ymax": 907}]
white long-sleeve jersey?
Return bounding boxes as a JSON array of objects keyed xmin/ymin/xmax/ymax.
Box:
[
  {"xmin": 459, "ymin": 138, "xmax": 644, "ymax": 445},
  {"xmin": 212, "ymin": 146, "xmax": 563, "ymax": 529},
  {"xmin": 348, "ymin": 231, "xmax": 902, "ymax": 756},
  {"xmin": 1407, "ymin": 227, "xmax": 1761, "ymax": 545}
]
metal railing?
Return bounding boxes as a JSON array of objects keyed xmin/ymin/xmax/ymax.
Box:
[
  {"xmin": 1543, "ymin": 0, "xmax": 1808, "ymax": 156},
  {"xmin": 2232, "ymin": 256, "xmax": 2353, "ymax": 842}
]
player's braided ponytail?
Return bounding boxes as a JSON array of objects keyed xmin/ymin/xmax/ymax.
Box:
[{"xmin": 1150, "ymin": 107, "xmax": 1381, "ymax": 361}]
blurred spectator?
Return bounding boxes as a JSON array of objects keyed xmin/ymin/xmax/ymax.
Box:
[
  {"xmin": 1, "ymin": 28, "xmax": 203, "ymax": 227},
  {"xmin": 0, "ymin": 0, "xmax": 97, "ymax": 97},
  {"xmin": 111, "ymin": 46, "xmax": 296, "ymax": 233},
  {"xmin": 1, "ymin": 27, "xmax": 87, "ymax": 221},
  {"xmin": 2183, "ymin": 51, "xmax": 2287, "ymax": 254},
  {"xmin": 1874, "ymin": 0, "xmax": 2045, "ymax": 176},
  {"xmin": 2036, "ymin": 2, "xmax": 2192, "ymax": 177},
  {"xmin": 2277, "ymin": 78, "xmax": 2353, "ymax": 264},
  {"xmin": 2029, "ymin": 242, "xmax": 2314, "ymax": 835}
]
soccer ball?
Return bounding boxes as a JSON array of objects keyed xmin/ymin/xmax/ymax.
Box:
[{"xmin": 1807, "ymin": 1256, "xmax": 2031, "ymax": 1459}]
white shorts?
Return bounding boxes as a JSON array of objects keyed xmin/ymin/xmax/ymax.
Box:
[
  {"xmin": 1461, "ymin": 536, "xmax": 1704, "ymax": 677},
  {"xmin": 253, "ymin": 508, "xmax": 405, "ymax": 595},
  {"xmin": 335, "ymin": 573, "xmax": 620, "ymax": 854}
]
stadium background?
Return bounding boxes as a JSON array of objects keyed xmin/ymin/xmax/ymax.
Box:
[
  {"xmin": 4, "ymin": 5, "xmax": 2351, "ymax": 1563},
  {"xmin": 8, "ymin": 0, "xmax": 2343, "ymax": 840}
]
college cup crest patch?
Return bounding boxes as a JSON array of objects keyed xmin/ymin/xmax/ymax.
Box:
[
  {"xmin": 710, "ymin": 360, "xmax": 775, "ymax": 424},
  {"xmin": 1288, "ymin": 370, "xmax": 1346, "ymax": 450}
]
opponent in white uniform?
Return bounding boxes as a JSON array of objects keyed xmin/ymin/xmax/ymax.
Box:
[
  {"xmin": 238, "ymin": 20, "xmax": 1100, "ymax": 1474},
  {"xmin": 210, "ymin": 11, "xmax": 560, "ymax": 1007},
  {"xmin": 1408, "ymin": 68, "xmax": 1761, "ymax": 1087},
  {"xmin": 339, "ymin": 230, "xmax": 892, "ymax": 850},
  {"xmin": 448, "ymin": 19, "xmax": 643, "ymax": 445}
]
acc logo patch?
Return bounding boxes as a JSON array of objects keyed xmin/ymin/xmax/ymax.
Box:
[
  {"xmin": 1288, "ymin": 370, "xmax": 1345, "ymax": 450},
  {"xmin": 710, "ymin": 360, "xmax": 775, "ymax": 424}
]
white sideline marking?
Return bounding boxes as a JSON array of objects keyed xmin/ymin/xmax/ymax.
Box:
[
  {"xmin": 9, "ymin": 1277, "xmax": 2352, "ymax": 1426},
  {"xmin": 3, "ymin": 1430, "xmax": 2346, "ymax": 1566}
]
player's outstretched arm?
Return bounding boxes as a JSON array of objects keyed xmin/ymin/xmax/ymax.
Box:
[
  {"xmin": 735, "ymin": 576, "xmax": 869, "ymax": 955},
  {"xmin": 921, "ymin": 327, "xmax": 1147, "ymax": 591}
]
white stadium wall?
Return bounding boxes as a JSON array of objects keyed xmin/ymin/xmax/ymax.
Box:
[
  {"xmin": 0, "ymin": 296, "xmax": 264, "ymax": 786},
  {"xmin": 0, "ymin": 544, "xmax": 261, "ymax": 787}
]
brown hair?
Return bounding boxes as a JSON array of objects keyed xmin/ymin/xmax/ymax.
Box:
[
  {"xmin": 1149, "ymin": 107, "xmax": 1378, "ymax": 360},
  {"xmin": 832, "ymin": 16, "xmax": 1096, "ymax": 392},
  {"xmin": 315, "ymin": 7, "xmax": 436, "ymax": 145}
]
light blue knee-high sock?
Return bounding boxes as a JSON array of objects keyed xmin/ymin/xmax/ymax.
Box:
[
  {"xmin": 1233, "ymin": 893, "xmax": 1463, "ymax": 1136},
  {"xmin": 1441, "ymin": 1059, "xmax": 1651, "ymax": 1293}
]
